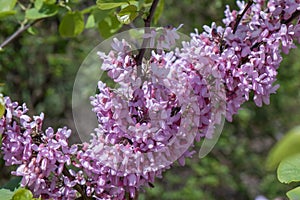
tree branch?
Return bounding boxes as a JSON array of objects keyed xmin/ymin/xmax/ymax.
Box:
[
  {"xmin": 0, "ymin": 20, "xmax": 41, "ymax": 50},
  {"xmin": 135, "ymin": 0, "xmax": 160, "ymax": 76},
  {"xmin": 62, "ymin": 166, "xmax": 91, "ymax": 200},
  {"xmin": 233, "ymin": 0, "xmax": 253, "ymax": 34},
  {"xmin": 281, "ymin": 10, "xmax": 300, "ymax": 24}
]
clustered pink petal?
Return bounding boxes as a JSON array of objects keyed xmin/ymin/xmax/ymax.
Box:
[{"xmin": 0, "ymin": 1, "xmax": 300, "ymax": 199}]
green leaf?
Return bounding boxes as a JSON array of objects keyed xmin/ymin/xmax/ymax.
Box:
[
  {"xmin": 0, "ymin": 0, "xmax": 17, "ymax": 12},
  {"xmin": 277, "ymin": 154, "xmax": 300, "ymax": 184},
  {"xmin": 0, "ymin": 94, "xmax": 4, "ymax": 118},
  {"xmin": 287, "ymin": 187, "xmax": 300, "ymax": 200},
  {"xmin": 266, "ymin": 126, "xmax": 300, "ymax": 170},
  {"xmin": 25, "ymin": 4, "xmax": 58, "ymax": 20},
  {"xmin": 85, "ymin": 9, "xmax": 112, "ymax": 29},
  {"xmin": 153, "ymin": 0, "xmax": 164, "ymax": 24},
  {"xmin": 0, "ymin": 0, "xmax": 17, "ymax": 19},
  {"xmin": 59, "ymin": 11, "xmax": 84, "ymax": 37},
  {"xmin": 96, "ymin": 0, "xmax": 129, "ymax": 10},
  {"xmin": 0, "ymin": 188, "xmax": 14, "ymax": 200},
  {"xmin": 0, "ymin": 10, "xmax": 16, "ymax": 19},
  {"xmin": 12, "ymin": 188, "xmax": 33, "ymax": 200},
  {"xmin": 98, "ymin": 14, "xmax": 122, "ymax": 38},
  {"xmin": 27, "ymin": 26, "xmax": 38, "ymax": 35},
  {"xmin": 1, "ymin": 177, "xmax": 22, "ymax": 191},
  {"xmin": 116, "ymin": 5, "xmax": 138, "ymax": 24},
  {"xmin": 85, "ymin": 14, "xmax": 95, "ymax": 29},
  {"xmin": 34, "ymin": 0, "xmax": 43, "ymax": 10},
  {"xmin": 44, "ymin": 0, "xmax": 56, "ymax": 4}
]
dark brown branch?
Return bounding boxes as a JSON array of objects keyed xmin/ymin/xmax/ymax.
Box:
[
  {"xmin": 281, "ymin": 10, "xmax": 300, "ymax": 24},
  {"xmin": 135, "ymin": 0, "xmax": 160, "ymax": 76},
  {"xmin": 233, "ymin": 0, "xmax": 253, "ymax": 34},
  {"xmin": 62, "ymin": 166, "xmax": 92, "ymax": 200},
  {"xmin": 0, "ymin": 20, "xmax": 41, "ymax": 49}
]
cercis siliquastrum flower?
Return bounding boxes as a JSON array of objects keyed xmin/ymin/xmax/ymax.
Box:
[{"xmin": 1, "ymin": 0, "xmax": 300, "ymax": 199}]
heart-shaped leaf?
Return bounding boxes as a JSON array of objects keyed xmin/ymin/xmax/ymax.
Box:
[
  {"xmin": 59, "ymin": 11, "xmax": 84, "ymax": 37},
  {"xmin": 266, "ymin": 126, "xmax": 300, "ymax": 170},
  {"xmin": 287, "ymin": 187, "xmax": 300, "ymax": 200},
  {"xmin": 277, "ymin": 153, "xmax": 300, "ymax": 184}
]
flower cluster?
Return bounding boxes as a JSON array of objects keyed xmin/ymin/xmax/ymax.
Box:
[
  {"xmin": 0, "ymin": 97, "xmax": 79, "ymax": 199},
  {"xmin": 0, "ymin": 0, "xmax": 300, "ymax": 199},
  {"xmin": 182, "ymin": 0, "xmax": 300, "ymax": 121}
]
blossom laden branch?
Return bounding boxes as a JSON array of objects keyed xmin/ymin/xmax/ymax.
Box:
[
  {"xmin": 233, "ymin": 0, "xmax": 254, "ymax": 34},
  {"xmin": 135, "ymin": 0, "xmax": 160, "ymax": 76}
]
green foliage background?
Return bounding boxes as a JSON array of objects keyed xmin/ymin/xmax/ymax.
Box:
[{"xmin": 1, "ymin": 0, "xmax": 300, "ymax": 199}]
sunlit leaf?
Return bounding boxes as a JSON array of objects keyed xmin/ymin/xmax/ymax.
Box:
[
  {"xmin": 287, "ymin": 187, "xmax": 300, "ymax": 200},
  {"xmin": 0, "ymin": 94, "xmax": 5, "ymax": 118},
  {"xmin": 96, "ymin": 0, "xmax": 129, "ymax": 10},
  {"xmin": 25, "ymin": 4, "xmax": 58, "ymax": 20},
  {"xmin": 34, "ymin": 0, "xmax": 43, "ymax": 10},
  {"xmin": 277, "ymin": 154, "xmax": 300, "ymax": 183},
  {"xmin": 59, "ymin": 11, "xmax": 84, "ymax": 37},
  {"xmin": 0, "ymin": 0, "xmax": 17, "ymax": 19},
  {"xmin": 116, "ymin": 5, "xmax": 138, "ymax": 24},
  {"xmin": 12, "ymin": 188, "xmax": 33, "ymax": 200},
  {"xmin": 0, "ymin": 0, "xmax": 17, "ymax": 12},
  {"xmin": 266, "ymin": 126, "xmax": 300, "ymax": 170}
]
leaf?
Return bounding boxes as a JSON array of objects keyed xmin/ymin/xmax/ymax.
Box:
[
  {"xmin": 0, "ymin": 0, "xmax": 17, "ymax": 12},
  {"xmin": 0, "ymin": 0, "xmax": 17, "ymax": 19},
  {"xmin": 266, "ymin": 126, "xmax": 300, "ymax": 170},
  {"xmin": 0, "ymin": 94, "xmax": 4, "ymax": 118},
  {"xmin": 34, "ymin": 0, "xmax": 43, "ymax": 10},
  {"xmin": 1, "ymin": 177, "xmax": 22, "ymax": 191},
  {"xmin": 85, "ymin": 14, "xmax": 95, "ymax": 29},
  {"xmin": 287, "ymin": 187, "xmax": 300, "ymax": 200},
  {"xmin": 85, "ymin": 9, "xmax": 112, "ymax": 29},
  {"xmin": 116, "ymin": 5, "xmax": 138, "ymax": 24},
  {"xmin": 0, "ymin": 188, "xmax": 14, "ymax": 200},
  {"xmin": 59, "ymin": 11, "xmax": 84, "ymax": 37},
  {"xmin": 12, "ymin": 188, "xmax": 33, "ymax": 200},
  {"xmin": 153, "ymin": 0, "xmax": 164, "ymax": 24},
  {"xmin": 0, "ymin": 10, "xmax": 17, "ymax": 19},
  {"xmin": 25, "ymin": 4, "xmax": 58, "ymax": 20},
  {"xmin": 96, "ymin": 0, "xmax": 129, "ymax": 10},
  {"xmin": 98, "ymin": 14, "xmax": 122, "ymax": 38},
  {"xmin": 277, "ymin": 154, "xmax": 300, "ymax": 184}
]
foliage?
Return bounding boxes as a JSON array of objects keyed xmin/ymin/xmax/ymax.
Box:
[
  {"xmin": 0, "ymin": 187, "xmax": 41, "ymax": 200},
  {"xmin": 0, "ymin": 0, "xmax": 300, "ymax": 200},
  {"xmin": 267, "ymin": 127, "xmax": 300, "ymax": 200}
]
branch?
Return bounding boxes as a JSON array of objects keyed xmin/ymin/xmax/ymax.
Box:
[
  {"xmin": 0, "ymin": 20, "xmax": 41, "ymax": 49},
  {"xmin": 135, "ymin": 0, "xmax": 160, "ymax": 76},
  {"xmin": 233, "ymin": 0, "xmax": 253, "ymax": 34},
  {"xmin": 281, "ymin": 10, "xmax": 300, "ymax": 24},
  {"xmin": 62, "ymin": 166, "xmax": 91, "ymax": 200}
]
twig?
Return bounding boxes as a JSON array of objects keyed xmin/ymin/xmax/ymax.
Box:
[
  {"xmin": 233, "ymin": 0, "xmax": 253, "ymax": 34},
  {"xmin": 281, "ymin": 10, "xmax": 300, "ymax": 24},
  {"xmin": 135, "ymin": 0, "xmax": 160, "ymax": 77},
  {"xmin": 0, "ymin": 20, "xmax": 41, "ymax": 49},
  {"xmin": 62, "ymin": 166, "xmax": 91, "ymax": 200}
]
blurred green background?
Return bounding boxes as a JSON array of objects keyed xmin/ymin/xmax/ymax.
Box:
[{"xmin": 1, "ymin": 0, "xmax": 300, "ymax": 199}]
